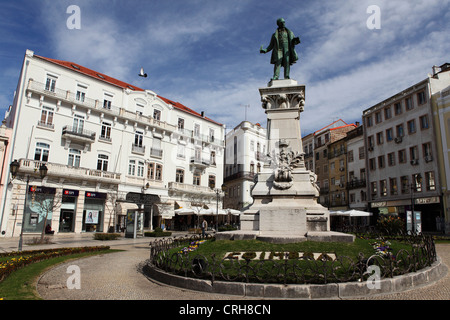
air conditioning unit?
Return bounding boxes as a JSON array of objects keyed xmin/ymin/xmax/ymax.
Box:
[
  {"xmin": 368, "ymin": 146, "xmax": 374, "ymax": 151},
  {"xmin": 425, "ymin": 155, "xmax": 433, "ymax": 162},
  {"xmin": 394, "ymin": 137, "xmax": 403, "ymax": 143},
  {"xmin": 410, "ymin": 159, "xmax": 419, "ymax": 165}
]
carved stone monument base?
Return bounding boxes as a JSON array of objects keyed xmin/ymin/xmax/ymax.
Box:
[{"xmin": 217, "ymin": 79, "xmax": 354, "ymax": 244}]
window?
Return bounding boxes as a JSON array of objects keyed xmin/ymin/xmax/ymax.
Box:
[
  {"xmin": 147, "ymin": 162, "xmax": 162, "ymax": 180},
  {"xmin": 176, "ymin": 169, "xmax": 184, "ymax": 183},
  {"xmin": 73, "ymin": 114, "xmax": 85, "ymax": 134},
  {"xmin": 405, "ymin": 97, "xmax": 413, "ymax": 110},
  {"xmin": 193, "ymin": 171, "xmax": 201, "ymax": 186},
  {"xmin": 45, "ymin": 76, "xmax": 56, "ymax": 92},
  {"xmin": 250, "ymin": 140, "xmax": 255, "ymax": 152},
  {"xmin": 153, "ymin": 109, "xmax": 161, "ymax": 121},
  {"xmin": 359, "ymin": 147, "xmax": 365, "ymax": 159},
  {"xmin": 407, "ymin": 119, "xmax": 416, "ymax": 134},
  {"xmin": 103, "ymin": 93, "xmax": 113, "ymax": 109},
  {"xmin": 410, "ymin": 146, "xmax": 418, "ymax": 162},
  {"xmin": 68, "ymin": 149, "xmax": 81, "ymax": 167},
  {"xmin": 386, "ymin": 128, "xmax": 393, "ymax": 142},
  {"xmin": 178, "ymin": 118, "xmax": 184, "ymax": 130},
  {"xmin": 380, "ymin": 180, "xmax": 387, "ymax": 196},
  {"xmin": 39, "ymin": 106, "xmax": 54, "ymax": 128},
  {"xmin": 76, "ymin": 84, "xmax": 87, "ymax": 102},
  {"xmin": 35, "ymin": 143, "xmax": 50, "ymax": 162},
  {"xmin": 194, "ymin": 124, "xmax": 200, "ymax": 137},
  {"xmin": 394, "ymin": 102, "xmax": 402, "ymax": 115},
  {"xmin": 209, "ymin": 128, "xmax": 215, "ymax": 142},
  {"xmin": 398, "ymin": 149, "xmax": 407, "ymax": 163},
  {"xmin": 396, "ymin": 124, "xmax": 404, "ymax": 137},
  {"xmin": 413, "ymin": 174, "xmax": 422, "ymax": 192},
  {"xmin": 147, "ymin": 163, "xmax": 154, "ymax": 179},
  {"xmin": 368, "ymin": 136, "xmax": 374, "ymax": 149},
  {"xmin": 425, "ymin": 171, "xmax": 436, "ymax": 191},
  {"xmin": 134, "ymin": 130, "xmax": 143, "ymax": 147},
  {"xmin": 387, "ymin": 152, "xmax": 396, "ymax": 166},
  {"xmin": 97, "ymin": 154, "xmax": 108, "ymax": 171},
  {"xmin": 401, "ymin": 176, "xmax": 409, "ymax": 194},
  {"xmin": 378, "ymin": 155, "xmax": 385, "ymax": 169},
  {"xmin": 384, "ymin": 107, "xmax": 392, "ymax": 119},
  {"xmin": 208, "ymin": 175, "xmax": 216, "ymax": 189},
  {"xmin": 137, "ymin": 161, "xmax": 145, "ymax": 177},
  {"xmin": 128, "ymin": 160, "xmax": 135, "ymax": 175},
  {"xmin": 417, "ymin": 91, "xmax": 427, "ymax": 105},
  {"xmin": 136, "ymin": 104, "xmax": 144, "ymax": 115},
  {"xmin": 376, "ymin": 132, "xmax": 383, "ymax": 145},
  {"xmin": 371, "ymin": 182, "xmax": 377, "ymax": 197},
  {"xmin": 210, "ymin": 151, "xmax": 216, "ymax": 166},
  {"xmin": 369, "ymin": 158, "xmax": 376, "ymax": 171},
  {"xmin": 348, "ymin": 150, "xmax": 354, "ymax": 162},
  {"xmin": 366, "ymin": 116, "xmax": 373, "ymax": 127},
  {"xmin": 390, "ymin": 178, "xmax": 398, "ymax": 195},
  {"xmin": 419, "ymin": 115, "xmax": 429, "ymax": 130},
  {"xmin": 423, "ymin": 142, "xmax": 432, "ymax": 161},
  {"xmin": 375, "ymin": 112, "xmax": 382, "ymax": 124},
  {"xmin": 100, "ymin": 122, "xmax": 111, "ymax": 141}
]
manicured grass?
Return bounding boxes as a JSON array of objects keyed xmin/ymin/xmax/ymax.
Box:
[{"xmin": 0, "ymin": 249, "xmax": 119, "ymax": 300}]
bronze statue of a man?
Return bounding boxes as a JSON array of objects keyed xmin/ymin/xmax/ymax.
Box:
[{"xmin": 260, "ymin": 18, "xmax": 300, "ymax": 80}]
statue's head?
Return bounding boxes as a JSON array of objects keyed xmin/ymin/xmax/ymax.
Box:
[{"xmin": 277, "ymin": 18, "xmax": 285, "ymax": 28}]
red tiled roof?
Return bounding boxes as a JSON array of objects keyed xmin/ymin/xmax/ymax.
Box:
[{"xmin": 34, "ymin": 54, "xmax": 222, "ymax": 126}]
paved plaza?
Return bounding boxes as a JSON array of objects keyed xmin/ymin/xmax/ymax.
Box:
[{"xmin": 0, "ymin": 233, "xmax": 449, "ymax": 300}]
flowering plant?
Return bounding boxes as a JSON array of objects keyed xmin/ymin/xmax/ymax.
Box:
[
  {"xmin": 179, "ymin": 240, "xmax": 207, "ymax": 255},
  {"xmin": 371, "ymin": 238, "xmax": 393, "ymax": 258}
]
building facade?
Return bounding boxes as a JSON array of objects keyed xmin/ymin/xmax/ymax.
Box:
[
  {"xmin": 223, "ymin": 121, "xmax": 267, "ymax": 210},
  {"xmin": 363, "ymin": 65, "xmax": 450, "ymax": 232},
  {"xmin": 0, "ymin": 50, "xmax": 225, "ymax": 237}
]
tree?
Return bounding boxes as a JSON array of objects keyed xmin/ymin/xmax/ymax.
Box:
[{"xmin": 29, "ymin": 188, "xmax": 62, "ymax": 243}]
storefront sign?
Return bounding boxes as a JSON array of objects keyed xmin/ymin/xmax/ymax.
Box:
[
  {"xmin": 371, "ymin": 201, "xmax": 387, "ymax": 208},
  {"xmin": 63, "ymin": 189, "xmax": 79, "ymax": 197},
  {"xmin": 85, "ymin": 191, "xmax": 107, "ymax": 199},
  {"xmin": 415, "ymin": 197, "xmax": 440, "ymax": 204},
  {"xmin": 125, "ymin": 192, "xmax": 159, "ymax": 204},
  {"xmin": 29, "ymin": 186, "xmax": 56, "ymax": 194}
]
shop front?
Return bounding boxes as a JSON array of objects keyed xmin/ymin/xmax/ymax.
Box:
[
  {"xmin": 82, "ymin": 191, "xmax": 106, "ymax": 232},
  {"xmin": 371, "ymin": 196, "xmax": 442, "ymax": 232},
  {"xmin": 59, "ymin": 189, "xmax": 78, "ymax": 232},
  {"xmin": 23, "ymin": 186, "xmax": 56, "ymax": 233}
]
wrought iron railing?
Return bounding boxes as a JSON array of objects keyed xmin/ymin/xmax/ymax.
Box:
[{"xmin": 146, "ymin": 232, "xmax": 436, "ymax": 285}]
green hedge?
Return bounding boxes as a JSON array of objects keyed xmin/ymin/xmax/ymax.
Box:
[
  {"xmin": 93, "ymin": 233, "xmax": 122, "ymax": 240},
  {"xmin": 145, "ymin": 227, "xmax": 172, "ymax": 237}
]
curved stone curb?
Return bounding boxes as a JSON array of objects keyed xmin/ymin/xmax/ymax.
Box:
[{"xmin": 143, "ymin": 257, "xmax": 447, "ymax": 299}]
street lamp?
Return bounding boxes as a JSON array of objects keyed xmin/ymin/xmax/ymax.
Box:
[
  {"xmin": 214, "ymin": 184, "xmax": 227, "ymax": 233},
  {"xmin": 10, "ymin": 160, "xmax": 48, "ymax": 251},
  {"xmin": 410, "ymin": 174, "xmax": 422, "ymax": 234}
]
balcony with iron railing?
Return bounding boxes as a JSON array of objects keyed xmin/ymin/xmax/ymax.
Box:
[
  {"xmin": 131, "ymin": 144, "xmax": 145, "ymax": 155},
  {"xmin": 150, "ymin": 147, "xmax": 163, "ymax": 158},
  {"xmin": 27, "ymin": 79, "xmax": 177, "ymax": 132},
  {"xmin": 62, "ymin": 125, "xmax": 96, "ymax": 142},
  {"xmin": 16, "ymin": 158, "xmax": 121, "ymax": 183}
]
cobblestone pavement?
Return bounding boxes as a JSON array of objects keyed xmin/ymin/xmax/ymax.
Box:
[{"xmin": 1, "ymin": 234, "xmax": 449, "ymax": 300}]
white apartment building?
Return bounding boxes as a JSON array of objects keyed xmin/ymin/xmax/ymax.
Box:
[
  {"xmin": 223, "ymin": 121, "xmax": 267, "ymax": 210},
  {"xmin": 363, "ymin": 65, "xmax": 450, "ymax": 232},
  {"xmin": 0, "ymin": 50, "xmax": 224, "ymax": 236},
  {"xmin": 345, "ymin": 125, "xmax": 368, "ymax": 211}
]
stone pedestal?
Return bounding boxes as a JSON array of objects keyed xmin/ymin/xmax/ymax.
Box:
[{"xmin": 217, "ymin": 79, "xmax": 354, "ymax": 244}]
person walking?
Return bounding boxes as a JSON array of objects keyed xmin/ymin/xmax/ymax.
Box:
[{"xmin": 201, "ymin": 218, "xmax": 208, "ymax": 238}]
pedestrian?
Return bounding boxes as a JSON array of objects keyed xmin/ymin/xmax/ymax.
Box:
[{"xmin": 201, "ymin": 218, "xmax": 208, "ymax": 238}]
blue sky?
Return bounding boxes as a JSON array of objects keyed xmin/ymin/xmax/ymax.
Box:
[{"xmin": 0, "ymin": 0, "xmax": 449, "ymax": 135}]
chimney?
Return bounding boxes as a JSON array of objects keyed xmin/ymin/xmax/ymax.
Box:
[
  {"xmin": 201, "ymin": 111, "xmax": 205, "ymax": 117},
  {"xmin": 432, "ymin": 65, "xmax": 441, "ymax": 75}
]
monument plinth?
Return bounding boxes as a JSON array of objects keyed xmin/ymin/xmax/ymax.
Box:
[{"xmin": 218, "ymin": 79, "xmax": 354, "ymax": 243}]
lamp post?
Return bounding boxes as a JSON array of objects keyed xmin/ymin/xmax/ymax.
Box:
[
  {"xmin": 10, "ymin": 160, "xmax": 48, "ymax": 251},
  {"xmin": 410, "ymin": 174, "xmax": 422, "ymax": 234},
  {"xmin": 214, "ymin": 184, "xmax": 227, "ymax": 233}
]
